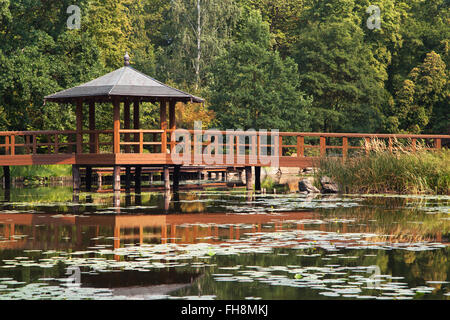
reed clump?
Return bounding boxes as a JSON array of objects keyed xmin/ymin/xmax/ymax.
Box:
[{"xmin": 316, "ymin": 138, "xmax": 449, "ymax": 195}]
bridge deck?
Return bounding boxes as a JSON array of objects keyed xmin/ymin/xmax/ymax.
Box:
[{"xmin": 0, "ymin": 129, "xmax": 448, "ymax": 168}]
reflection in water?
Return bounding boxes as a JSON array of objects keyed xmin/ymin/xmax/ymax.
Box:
[{"xmin": 0, "ymin": 186, "xmax": 448, "ymax": 300}]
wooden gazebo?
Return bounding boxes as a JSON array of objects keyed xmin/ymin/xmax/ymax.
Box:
[{"xmin": 44, "ymin": 53, "xmax": 204, "ymax": 192}]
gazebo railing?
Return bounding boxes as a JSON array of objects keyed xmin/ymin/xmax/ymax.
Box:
[
  {"xmin": 0, "ymin": 130, "xmax": 114, "ymax": 155},
  {"xmin": 118, "ymin": 129, "xmax": 165, "ymax": 154}
]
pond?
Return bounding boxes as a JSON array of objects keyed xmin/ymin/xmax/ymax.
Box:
[{"xmin": 0, "ymin": 186, "xmax": 448, "ymax": 300}]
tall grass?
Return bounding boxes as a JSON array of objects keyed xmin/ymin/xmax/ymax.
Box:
[{"xmin": 316, "ymin": 139, "xmax": 449, "ymax": 195}]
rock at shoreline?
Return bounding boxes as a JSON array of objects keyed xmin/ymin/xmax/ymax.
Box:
[
  {"xmin": 298, "ymin": 179, "xmax": 320, "ymax": 193},
  {"xmin": 320, "ymin": 176, "xmax": 339, "ymax": 194}
]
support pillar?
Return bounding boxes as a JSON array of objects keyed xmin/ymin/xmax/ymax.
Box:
[
  {"xmin": 97, "ymin": 173, "xmax": 102, "ymax": 191},
  {"xmin": 163, "ymin": 165, "xmax": 170, "ymax": 191},
  {"xmin": 245, "ymin": 166, "xmax": 252, "ymax": 191},
  {"xmin": 113, "ymin": 165, "xmax": 121, "ymax": 192},
  {"xmin": 3, "ymin": 166, "xmax": 10, "ymax": 190},
  {"xmin": 72, "ymin": 165, "xmax": 81, "ymax": 192},
  {"xmin": 134, "ymin": 166, "xmax": 142, "ymax": 192},
  {"xmin": 125, "ymin": 166, "xmax": 131, "ymax": 193},
  {"xmin": 85, "ymin": 166, "xmax": 92, "ymax": 192},
  {"xmin": 255, "ymin": 166, "xmax": 261, "ymax": 191},
  {"xmin": 173, "ymin": 165, "xmax": 181, "ymax": 191}
]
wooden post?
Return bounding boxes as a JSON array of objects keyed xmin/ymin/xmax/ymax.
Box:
[
  {"xmin": 76, "ymin": 99, "xmax": 83, "ymax": 154},
  {"xmin": 134, "ymin": 166, "xmax": 142, "ymax": 192},
  {"xmin": 89, "ymin": 101, "xmax": 95, "ymax": 153},
  {"xmin": 169, "ymin": 100, "xmax": 176, "ymax": 153},
  {"xmin": 342, "ymin": 137, "xmax": 348, "ymax": 161},
  {"xmin": 113, "ymin": 165, "xmax": 121, "ymax": 192},
  {"xmin": 133, "ymin": 100, "xmax": 140, "ymax": 153},
  {"xmin": 173, "ymin": 165, "xmax": 180, "ymax": 191},
  {"xmin": 125, "ymin": 166, "xmax": 131, "ymax": 192},
  {"xmin": 320, "ymin": 136, "xmax": 326, "ymax": 157},
  {"xmin": 297, "ymin": 136, "xmax": 304, "ymax": 157},
  {"xmin": 245, "ymin": 166, "xmax": 252, "ymax": 191},
  {"xmin": 411, "ymin": 138, "xmax": 417, "ymax": 152},
  {"xmin": 254, "ymin": 166, "xmax": 261, "ymax": 191},
  {"xmin": 124, "ymin": 100, "xmax": 130, "ymax": 153},
  {"xmin": 85, "ymin": 166, "xmax": 92, "ymax": 192},
  {"xmin": 163, "ymin": 165, "xmax": 170, "ymax": 191},
  {"xmin": 435, "ymin": 139, "xmax": 441, "ymax": 150},
  {"xmin": 3, "ymin": 166, "xmax": 10, "ymax": 190},
  {"xmin": 160, "ymin": 100, "xmax": 167, "ymax": 155},
  {"xmin": 113, "ymin": 99, "xmax": 121, "ymax": 154},
  {"xmin": 97, "ymin": 173, "xmax": 102, "ymax": 191},
  {"xmin": 160, "ymin": 100, "xmax": 167, "ymax": 130},
  {"xmin": 72, "ymin": 165, "xmax": 81, "ymax": 192}
]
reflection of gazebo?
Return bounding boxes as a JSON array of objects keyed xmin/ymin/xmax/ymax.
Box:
[{"xmin": 44, "ymin": 53, "xmax": 204, "ymax": 192}]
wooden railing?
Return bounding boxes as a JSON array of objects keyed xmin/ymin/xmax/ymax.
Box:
[
  {"xmin": 0, "ymin": 130, "xmax": 114, "ymax": 155},
  {"xmin": 0, "ymin": 130, "xmax": 448, "ymax": 158},
  {"xmin": 164, "ymin": 130, "xmax": 449, "ymax": 159},
  {"xmin": 119, "ymin": 129, "xmax": 165, "ymax": 154}
]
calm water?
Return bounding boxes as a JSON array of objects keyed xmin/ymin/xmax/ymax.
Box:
[{"xmin": 0, "ymin": 186, "xmax": 449, "ymax": 300}]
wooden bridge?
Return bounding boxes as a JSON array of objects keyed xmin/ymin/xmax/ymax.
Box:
[{"xmin": 1, "ymin": 54, "xmax": 448, "ymax": 192}]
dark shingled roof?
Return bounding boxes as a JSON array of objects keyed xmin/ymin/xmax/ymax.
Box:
[{"xmin": 44, "ymin": 66, "xmax": 204, "ymax": 103}]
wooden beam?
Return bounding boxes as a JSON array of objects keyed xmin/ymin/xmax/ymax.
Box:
[
  {"xmin": 76, "ymin": 99, "xmax": 83, "ymax": 154},
  {"xmin": 113, "ymin": 99, "xmax": 121, "ymax": 154}
]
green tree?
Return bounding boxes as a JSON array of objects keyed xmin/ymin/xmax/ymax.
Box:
[
  {"xmin": 393, "ymin": 51, "xmax": 448, "ymax": 133},
  {"xmin": 208, "ymin": 9, "xmax": 311, "ymax": 131},
  {"xmin": 156, "ymin": 0, "xmax": 240, "ymax": 91},
  {"xmin": 293, "ymin": 17, "xmax": 387, "ymax": 133},
  {"xmin": 236, "ymin": 0, "xmax": 306, "ymax": 56}
]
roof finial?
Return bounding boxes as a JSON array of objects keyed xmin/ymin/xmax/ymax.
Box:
[{"xmin": 124, "ymin": 52, "xmax": 130, "ymax": 66}]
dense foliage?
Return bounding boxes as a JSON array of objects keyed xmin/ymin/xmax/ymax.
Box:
[{"xmin": 0, "ymin": 0, "xmax": 448, "ymax": 134}]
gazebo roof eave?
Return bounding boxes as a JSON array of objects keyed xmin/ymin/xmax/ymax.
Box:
[{"xmin": 44, "ymin": 94, "xmax": 204, "ymax": 105}]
